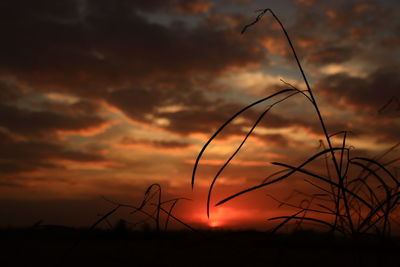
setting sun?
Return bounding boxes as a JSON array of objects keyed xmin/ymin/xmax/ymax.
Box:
[
  {"xmin": 208, "ymin": 220, "xmax": 221, "ymax": 228},
  {"xmin": 191, "ymin": 206, "xmax": 265, "ymax": 229}
]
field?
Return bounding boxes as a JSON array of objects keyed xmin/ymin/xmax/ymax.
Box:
[{"xmin": 2, "ymin": 228, "xmax": 399, "ymax": 267}]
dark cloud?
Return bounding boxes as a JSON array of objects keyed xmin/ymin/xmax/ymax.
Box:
[
  {"xmin": 253, "ymin": 133, "xmax": 289, "ymax": 147},
  {"xmin": 316, "ymin": 66, "xmax": 400, "ymax": 111},
  {"xmin": 107, "ymin": 86, "xmax": 257, "ymax": 136},
  {"xmin": 286, "ymin": 0, "xmax": 400, "ymax": 68},
  {"xmin": 125, "ymin": 87, "xmax": 346, "ymax": 137},
  {"xmin": 0, "ymin": 0, "xmax": 264, "ymax": 143},
  {"xmin": 0, "ymin": 131, "xmax": 105, "ymax": 174},
  {"xmin": 89, "ymin": 0, "xmax": 213, "ymax": 14},
  {"xmin": 0, "ymin": 79, "xmax": 27, "ymax": 103},
  {"xmin": 0, "ymin": 103, "xmax": 106, "ymax": 138},
  {"xmin": 294, "ymin": 0, "xmax": 316, "ymax": 7},
  {"xmin": 307, "ymin": 46, "xmax": 355, "ymax": 66},
  {"xmin": 159, "ymin": 100, "xmax": 332, "ymax": 137},
  {"xmin": 325, "ymin": 1, "xmax": 391, "ymax": 34},
  {"xmin": 0, "ymin": 1, "xmax": 79, "ymax": 21},
  {"xmin": 0, "ymin": 0, "xmax": 263, "ymax": 97},
  {"xmin": 39, "ymin": 99, "xmax": 102, "ymax": 115},
  {"xmin": 292, "ymin": 0, "xmax": 395, "ymax": 36},
  {"xmin": 314, "ymin": 67, "xmax": 400, "ymax": 144},
  {"xmin": 173, "ymin": 0, "xmax": 214, "ymax": 14},
  {"xmin": 120, "ymin": 137, "xmax": 191, "ymax": 149},
  {"xmin": 107, "ymin": 87, "xmax": 168, "ymax": 120},
  {"xmin": 162, "ymin": 107, "xmax": 242, "ymax": 135}
]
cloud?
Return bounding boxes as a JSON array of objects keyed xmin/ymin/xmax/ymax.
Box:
[
  {"xmin": 307, "ymin": 46, "xmax": 355, "ymax": 66},
  {"xmin": 0, "ymin": 131, "xmax": 106, "ymax": 174},
  {"xmin": 325, "ymin": 1, "xmax": 390, "ymax": 33},
  {"xmin": 0, "ymin": 78, "xmax": 29, "ymax": 102},
  {"xmin": 0, "ymin": 103, "xmax": 107, "ymax": 138},
  {"xmin": 174, "ymin": 0, "xmax": 214, "ymax": 14},
  {"xmin": 285, "ymin": 0, "xmax": 400, "ymax": 70},
  {"xmin": 252, "ymin": 133, "xmax": 290, "ymax": 147},
  {"xmin": 316, "ymin": 66, "xmax": 400, "ymax": 111},
  {"xmin": 94, "ymin": 0, "xmax": 213, "ymax": 14},
  {"xmin": 294, "ymin": 0, "xmax": 316, "ymax": 7},
  {"xmin": 312, "ymin": 66, "xmax": 400, "ymax": 144},
  {"xmin": 0, "ymin": 0, "xmax": 263, "ymax": 97},
  {"xmin": 119, "ymin": 137, "xmax": 191, "ymax": 149},
  {"xmin": 160, "ymin": 102, "xmax": 248, "ymax": 135},
  {"xmin": 107, "ymin": 85, "xmax": 248, "ymax": 136}
]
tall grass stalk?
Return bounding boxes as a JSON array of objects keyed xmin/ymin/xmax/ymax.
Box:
[{"xmin": 192, "ymin": 9, "xmax": 400, "ymax": 238}]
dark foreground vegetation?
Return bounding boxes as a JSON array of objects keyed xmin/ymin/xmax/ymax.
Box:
[{"xmin": 1, "ymin": 227, "xmax": 400, "ymax": 267}]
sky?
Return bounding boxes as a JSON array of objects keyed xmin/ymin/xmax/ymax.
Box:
[{"xmin": 0, "ymin": 0, "xmax": 399, "ymax": 230}]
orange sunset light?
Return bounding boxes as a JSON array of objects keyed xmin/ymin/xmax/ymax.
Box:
[{"xmin": 191, "ymin": 206, "xmax": 264, "ymax": 229}]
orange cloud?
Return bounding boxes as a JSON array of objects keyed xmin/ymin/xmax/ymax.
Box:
[
  {"xmin": 56, "ymin": 120, "xmax": 117, "ymax": 137},
  {"xmin": 175, "ymin": 0, "xmax": 213, "ymax": 14}
]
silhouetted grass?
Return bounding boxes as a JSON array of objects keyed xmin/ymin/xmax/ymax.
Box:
[
  {"xmin": 2, "ymin": 227, "xmax": 400, "ymax": 267},
  {"xmin": 42, "ymin": 184, "xmax": 196, "ymax": 267},
  {"xmin": 192, "ymin": 8, "xmax": 400, "ymax": 239},
  {"xmin": 89, "ymin": 183, "xmax": 195, "ymax": 232}
]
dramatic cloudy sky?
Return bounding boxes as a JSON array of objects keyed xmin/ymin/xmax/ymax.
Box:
[{"xmin": 0, "ymin": 0, "xmax": 399, "ymax": 229}]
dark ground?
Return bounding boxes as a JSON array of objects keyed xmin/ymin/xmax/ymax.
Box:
[{"xmin": 1, "ymin": 227, "xmax": 400, "ymax": 267}]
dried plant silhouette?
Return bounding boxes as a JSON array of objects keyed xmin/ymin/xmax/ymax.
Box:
[
  {"xmin": 32, "ymin": 185, "xmax": 192, "ymax": 235},
  {"xmin": 192, "ymin": 8, "xmax": 400, "ymax": 238},
  {"xmin": 92, "ymin": 183, "xmax": 196, "ymax": 232},
  {"xmin": 55, "ymin": 184, "xmax": 195, "ymax": 266}
]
